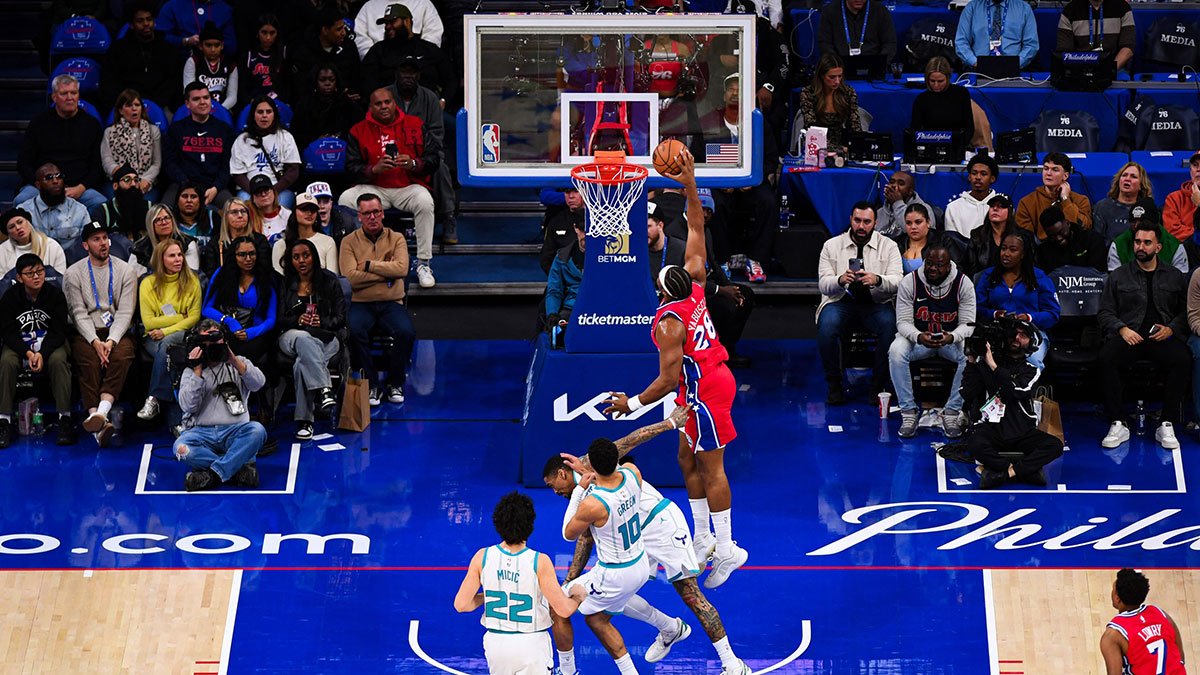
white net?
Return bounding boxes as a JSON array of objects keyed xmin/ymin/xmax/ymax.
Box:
[{"xmin": 570, "ymin": 163, "xmax": 648, "ymax": 238}]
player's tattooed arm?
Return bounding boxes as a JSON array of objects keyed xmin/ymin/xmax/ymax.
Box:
[
  {"xmin": 612, "ymin": 405, "xmax": 690, "ymax": 457},
  {"xmin": 566, "ymin": 530, "xmax": 594, "ymax": 582},
  {"xmin": 675, "ymin": 578, "xmax": 727, "ymax": 641}
]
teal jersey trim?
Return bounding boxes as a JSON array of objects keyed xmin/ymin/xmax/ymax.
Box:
[
  {"xmin": 589, "ymin": 471, "xmax": 627, "ymax": 493},
  {"xmin": 641, "ymin": 498, "xmax": 672, "ymax": 529},
  {"xmin": 494, "ymin": 544, "xmax": 529, "ymax": 557},
  {"xmin": 597, "ymin": 551, "xmax": 645, "ymax": 569},
  {"xmin": 486, "ymin": 628, "xmax": 548, "ymax": 635}
]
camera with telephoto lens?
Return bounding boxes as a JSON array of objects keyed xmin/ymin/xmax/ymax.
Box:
[
  {"xmin": 964, "ymin": 315, "xmax": 1036, "ymax": 358},
  {"xmin": 183, "ymin": 331, "xmax": 228, "ymax": 367}
]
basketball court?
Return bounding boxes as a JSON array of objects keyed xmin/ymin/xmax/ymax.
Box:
[{"xmin": 0, "ymin": 12, "xmax": 1196, "ymax": 674}]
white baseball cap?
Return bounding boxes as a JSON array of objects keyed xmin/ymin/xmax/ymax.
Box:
[{"xmin": 307, "ymin": 181, "xmax": 333, "ymax": 199}]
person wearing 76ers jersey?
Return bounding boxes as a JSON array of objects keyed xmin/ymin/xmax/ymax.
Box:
[
  {"xmin": 1102, "ymin": 568, "xmax": 1187, "ymax": 675},
  {"xmin": 604, "ymin": 148, "xmax": 747, "ymax": 590},
  {"xmin": 454, "ymin": 491, "xmax": 586, "ymax": 674},
  {"xmin": 561, "ymin": 438, "xmax": 652, "ymax": 674}
]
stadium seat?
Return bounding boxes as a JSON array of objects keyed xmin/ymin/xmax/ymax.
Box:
[
  {"xmin": 1045, "ymin": 265, "xmax": 1106, "ymax": 389},
  {"xmin": 234, "ymin": 99, "xmax": 295, "ymax": 131},
  {"xmin": 49, "ymin": 58, "xmax": 101, "ymax": 95},
  {"xmin": 174, "ymin": 101, "xmax": 233, "ymax": 127},
  {"xmin": 104, "ymin": 99, "xmax": 170, "ymax": 133},
  {"xmin": 1115, "ymin": 94, "xmax": 1156, "ymax": 152},
  {"xmin": 1033, "ymin": 110, "xmax": 1099, "ymax": 153},
  {"xmin": 49, "ymin": 16, "xmax": 112, "ymax": 58},
  {"xmin": 1142, "ymin": 18, "xmax": 1200, "ymax": 73},
  {"xmin": 303, "ymin": 138, "xmax": 347, "ymax": 175},
  {"xmin": 1134, "ymin": 104, "xmax": 1200, "ymax": 152},
  {"xmin": 903, "ymin": 16, "xmax": 960, "ymax": 73}
]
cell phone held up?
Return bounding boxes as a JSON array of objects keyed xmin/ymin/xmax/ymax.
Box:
[
  {"xmin": 848, "ymin": 258, "xmax": 864, "ymax": 273},
  {"xmin": 384, "ymin": 141, "xmax": 398, "ymax": 158}
]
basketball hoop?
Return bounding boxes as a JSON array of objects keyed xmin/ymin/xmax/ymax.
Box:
[{"xmin": 570, "ymin": 151, "xmax": 648, "ymax": 238}]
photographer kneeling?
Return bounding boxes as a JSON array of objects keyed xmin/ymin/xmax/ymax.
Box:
[
  {"xmin": 173, "ymin": 319, "xmax": 267, "ymax": 492},
  {"xmin": 960, "ymin": 316, "xmax": 1064, "ymax": 489}
]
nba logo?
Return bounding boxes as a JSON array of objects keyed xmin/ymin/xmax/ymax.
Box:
[{"xmin": 481, "ymin": 124, "xmax": 500, "ymax": 164}]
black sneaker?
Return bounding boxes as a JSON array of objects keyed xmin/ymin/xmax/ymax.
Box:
[
  {"xmin": 185, "ymin": 467, "xmax": 221, "ymax": 492},
  {"xmin": 1020, "ymin": 468, "xmax": 1048, "ymax": 487},
  {"xmin": 228, "ymin": 463, "xmax": 259, "ymax": 489},
  {"xmin": 316, "ymin": 387, "xmax": 337, "ymax": 414},
  {"xmin": 257, "ymin": 437, "xmax": 278, "ymax": 457},
  {"xmin": 979, "ymin": 467, "xmax": 1007, "ymax": 490},
  {"xmin": 94, "ymin": 422, "xmax": 114, "ymax": 448},
  {"xmin": 0, "ymin": 419, "xmax": 11, "ymax": 449},
  {"xmin": 56, "ymin": 415, "xmax": 76, "ymax": 446},
  {"xmin": 295, "ymin": 421, "xmax": 313, "ymax": 440}
]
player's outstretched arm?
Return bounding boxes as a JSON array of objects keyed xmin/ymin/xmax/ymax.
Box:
[
  {"xmin": 614, "ymin": 405, "xmax": 689, "ymax": 455},
  {"xmin": 452, "ymin": 548, "xmax": 485, "ymax": 613},
  {"xmin": 564, "ymin": 498, "xmax": 605, "ymax": 541},
  {"xmin": 1099, "ymin": 628, "xmax": 1128, "ymax": 675},
  {"xmin": 537, "ymin": 552, "xmax": 585, "ymax": 617},
  {"xmin": 565, "ymin": 530, "xmax": 595, "ymax": 582},
  {"xmin": 604, "ymin": 320, "xmax": 686, "ymax": 416},
  {"xmin": 1167, "ymin": 610, "xmax": 1186, "ymax": 665},
  {"xmin": 664, "ymin": 149, "xmax": 706, "ymax": 285}
]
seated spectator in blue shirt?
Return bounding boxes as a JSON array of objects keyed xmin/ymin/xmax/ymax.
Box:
[
  {"xmin": 156, "ymin": 0, "xmax": 236, "ymax": 53},
  {"xmin": 955, "ymin": 0, "xmax": 1040, "ymax": 69},
  {"xmin": 18, "ymin": 163, "xmax": 91, "ymax": 250},
  {"xmin": 201, "ymin": 236, "xmax": 278, "ymax": 380},
  {"xmin": 975, "ymin": 231, "xmax": 1061, "ymax": 368},
  {"xmin": 544, "ymin": 218, "xmax": 586, "ymax": 339}
]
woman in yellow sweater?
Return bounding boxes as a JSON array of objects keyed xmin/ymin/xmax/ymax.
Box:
[{"xmin": 136, "ymin": 238, "xmax": 202, "ymax": 427}]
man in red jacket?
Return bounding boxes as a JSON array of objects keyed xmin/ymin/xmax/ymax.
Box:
[
  {"xmin": 339, "ymin": 88, "xmax": 440, "ymax": 287},
  {"xmin": 1162, "ymin": 152, "xmax": 1200, "ymax": 242}
]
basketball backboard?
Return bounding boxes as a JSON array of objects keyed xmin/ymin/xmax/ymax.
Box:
[{"xmin": 459, "ymin": 13, "xmax": 761, "ymax": 188}]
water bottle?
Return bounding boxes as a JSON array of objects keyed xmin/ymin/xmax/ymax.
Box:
[
  {"xmin": 779, "ymin": 195, "xmax": 791, "ymax": 230},
  {"xmin": 1136, "ymin": 400, "xmax": 1146, "ymax": 434},
  {"xmin": 31, "ymin": 409, "xmax": 43, "ymax": 436}
]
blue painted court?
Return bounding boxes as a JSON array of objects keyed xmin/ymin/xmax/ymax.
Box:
[{"xmin": 2, "ymin": 338, "xmax": 1196, "ymax": 673}]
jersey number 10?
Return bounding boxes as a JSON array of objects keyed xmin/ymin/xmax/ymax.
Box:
[
  {"xmin": 483, "ymin": 591, "xmax": 534, "ymax": 623},
  {"xmin": 618, "ymin": 515, "xmax": 642, "ymax": 550}
]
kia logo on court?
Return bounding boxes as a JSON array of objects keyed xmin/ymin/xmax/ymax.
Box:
[{"xmin": 553, "ymin": 392, "xmax": 674, "ymax": 422}]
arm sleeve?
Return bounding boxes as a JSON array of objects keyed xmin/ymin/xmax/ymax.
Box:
[
  {"xmin": 212, "ymin": 129, "xmax": 233, "ymax": 192},
  {"xmin": 1163, "ymin": 192, "xmax": 1185, "ymax": 235},
  {"xmin": 895, "ymin": 275, "xmax": 919, "ymax": 341},
  {"xmin": 562, "ymin": 486, "xmax": 586, "ymax": 541},
  {"xmin": 910, "ymin": 95, "xmax": 926, "ymax": 131},
  {"xmin": 1055, "ymin": 15, "xmax": 1074, "ymax": 52},
  {"xmin": 108, "ymin": 266, "xmax": 138, "ymax": 343},
  {"xmin": 176, "ymin": 369, "xmax": 207, "ymax": 414},
  {"xmin": 164, "ymin": 126, "xmax": 188, "ymax": 185},
  {"xmin": 1031, "ymin": 273, "xmax": 1061, "ymax": 329},
  {"xmin": 816, "ymin": 9, "xmax": 836, "ymax": 56},
  {"xmin": 876, "ymin": 240, "xmax": 904, "ymax": 295},
  {"xmin": 879, "ymin": 5, "xmax": 897, "ymax": 62},
  {"xmin": 144, "ymin": 126, "xmax": 162, "ymax": 184},
  {"xmin": 1187, "ymin": 269, "xmax": 1200, "ymax": 336},
  {"xmin": 955, "ymin": 4, "xmax": 978, "ymax": 66},
  {"xmin": 345, "ymin": 131, "xmax": 369, "ymax": 179},
  {"xmin": 245, "ymin": 286, "xmax": 276, "ymax": 339},
  {"xmin": 65, "ymin": 270, "xmax": 99, "ymax": 344},
  {"xmin": 1107, "ymin": 242, "xmax": 1121, "ymax": 271},
  {"xmin": 223, "ymin": 68, "xmax": 239, "ymax": 113},
  {"xmin": 41, "ymin": 290, "xmax": 70, "ymax": 355},
  {"xmin": 951, "ymin": 276, "xmax": 977, "ymax": 343},
  {"xmin": 1118, "ymin": 10, "xmax": 1136, "ymax": 52},
  {"xmin": 99, "ymin": 129, "xmax": 117, "ymax": 179},
  {"xmin": 1096, "ymin": 273, "xmax": 1123, "ymax": 335},
  {"xmin": 817, "ymin": 239, "xmax": 846, "ymax": 298},
  {"xmin": 1060, "ymin": 194, "xmax": 1092, "ymax": 228},
  {"xmin": 545, "ymin": 257, "xmax": 566, "ymax": 316},
  {"xmin": 182, "ymin": 57, "xmax": 196, "ymax": 92},
  {"xmin": 0, "ymin": 293, "xmax": 26, "ymax": 355},
  {"xmin": 1019, "ymin": 9, "xmax": 1040, "ymax": 69},
  {"xmin": 540, "ymin": 188, "xmax": 566, "ymax": 207},
  {"xmin": 201, "ymin": 270, "xmax": 223, "ymax": 323}
]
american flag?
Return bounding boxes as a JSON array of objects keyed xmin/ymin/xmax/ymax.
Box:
[{"xmin": 704, "ymin": 143, "xmax": 740, "ymax": 165}]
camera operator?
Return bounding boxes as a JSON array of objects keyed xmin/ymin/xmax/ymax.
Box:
[
  {"xmin": 173, "ymin": 318, "xmax": 267, "ymax": 492},
  {"xmin": 960, "ymin": 317, "xmax": 1064, "ymax": 489}
]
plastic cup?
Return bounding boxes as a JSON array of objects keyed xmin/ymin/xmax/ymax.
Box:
[{"xmin": 878, "ymin": 392, "xmax": 891, "ymax": 419}]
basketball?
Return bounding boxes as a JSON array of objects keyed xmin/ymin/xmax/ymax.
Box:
[{"xmin": 652, "ymin": 139, "xmax": 687, "ymax": 176}]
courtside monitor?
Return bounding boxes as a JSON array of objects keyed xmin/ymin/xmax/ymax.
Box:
[
  {"xmin": 460, "ymin": 13, "xmax": 761, "ymax": 188},
  {"xmin": 1051, "ymin": 51, "xmax": 1116, "ymax": 92},
  {"xmin": 904, "ymin": 129, "xmax": 967, "ymax": 164}
]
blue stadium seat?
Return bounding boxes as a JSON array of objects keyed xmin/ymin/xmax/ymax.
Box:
[
  {"xmin": 234, "ymin": 99, "xmax": 295, "ymax": 131},
  {"xmin": 303, "ymin": 138, "xmax": 347, "ymax": 174},
  {"xmin": 173, "ymin": 101, "xmax": 233, "ymax": 127},
  {"xmin": 104, "ymin": 99, "xmax": 169, "ymax": 133},
  {"xmin": 1134, "ymin": 104, "xmax": 1200, "ymax": 152},
  {"xmin": 49, "ymin": 58, "xmax": 101, "ymax": 95},
  {"xmin": 1033, "ymin": 110, "xmax": 1099, "ymax": 154},
  {"xmin": 49, "ymin": 17, "xmax": 112, "ymax": 57}
]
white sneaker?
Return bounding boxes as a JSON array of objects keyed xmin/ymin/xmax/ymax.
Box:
[
  {"xmin": 417, "ymin": 263, "xmax": 435, "ymax": 288},
  {"xmin": 1156, "ymin": 422, "xmax": 1180, "ymax": 450},
  {"xmin": 721, "ymin": 659, "xmax": 751, "ymax": 674},
  {"xmin": 1101, "ymin": 421, "xmax": 1130, "ymax": 449},
  {"xmin": 368, "ymin": 387, "xmax": 382, "ymax": 407},
  {"xmin": 693, "ymin": 535, "xmax": 716, "ymax": 564},
  {"xmin": 645, "ymin": 617, "xmax": 690, "ymax": 663},
  {"xmin": 136, "ymin": 396, "xmax": 160, "ymax": 420},
  {"xmin": 387, "ymin": 385, "xmax": 405, "ymax": 404},
  {"xmin": 704, "ymin": 543, "xmax": 748, "ymax": 589}
]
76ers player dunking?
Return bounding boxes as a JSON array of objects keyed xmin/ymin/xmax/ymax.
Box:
[
  {"xmin": 1101, "ymin": 568, "xmax": 1188, "ymax": 675},
  {"xmin": 604, "ymin": 148, "xmax": 747, "ymax": 589}
]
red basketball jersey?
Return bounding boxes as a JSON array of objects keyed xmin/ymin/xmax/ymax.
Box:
[
  {"xmin": 652, "ymin": 281, "xmax": 729, "ymax": 387},
  {"xmin": 1108, "ymin": 605, "xmax": 1187, "ymax": 675}
]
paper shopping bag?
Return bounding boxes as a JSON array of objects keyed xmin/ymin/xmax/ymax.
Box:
[
  {"xmin": 338, "ymin": 372, "xmax": 371, "ymax": 432},
  {"xmin": 1034, "ymin": 395, "xmax": 1063, "ymax": 444}
]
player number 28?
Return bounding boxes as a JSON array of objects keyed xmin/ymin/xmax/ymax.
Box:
[
  {"xmin": 691, "ymin": 313, "xmax": 718, "ymax": 351},
  {"xmin": 618, "ymin": 515, "xmax": 642, "ymax": 550},
  {"xmin": 483, "ymin": 590, "xmax": 534, "ymax": 623}
]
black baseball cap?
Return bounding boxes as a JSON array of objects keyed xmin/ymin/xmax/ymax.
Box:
[
  {"xmin": 1130, "ymin": 197, "xmax": 1160, "ymax": 225},
  {"xmin": 80, "ymin": 221, "xmax": 108, "ymax": 242},
  {"xmin": 249, "ymin": 174, "xmax": 273, "ymax": 194},
  {"xmin": 986, "ymin": 194, "xmax": 1012, "ymax": 209}
]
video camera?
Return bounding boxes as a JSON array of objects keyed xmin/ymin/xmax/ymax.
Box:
[
  {"xmin": 168, "ymin": 329, "xmax": 230, "ymax": 370},
  {"xmin": 964, "ymin": 315, "xmax": 1038, "ymax": 358}
]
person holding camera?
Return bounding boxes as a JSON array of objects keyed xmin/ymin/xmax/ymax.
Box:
[
  {"xmin": 1098, "ymin": 221, "xmax": 1190, "ymax": 451},
  {"xmin": 888, "ymin": 242, "xmax": 976, "ymax": 439},
  {"xmin": 65, "ymin": 222, "xmax": 139, "ymax": 447},
  {"xmin": 278, "ymin": 238, "xmax": 347, "ymax": 441},
  {"xmin": 817, "ymin": 201, "xmax": 903, "ymax": 405},
  {"xmin": 0, "ymin": 253, "xmax": 75, "ymax": 447},
  {"xmin": 173, "ymin": 319, "xmax": 266, "ymax": 492},
  {"xmin": 960, "ymin": 317, "xmax": 1064, "ymax": 489},
  {"xmin": 974, "ymin": 230, "xmax": 1059, "ymax": 369}
]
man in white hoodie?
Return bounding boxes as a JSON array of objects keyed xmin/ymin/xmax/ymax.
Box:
[
  {"xmin": 354, "ymin": 0, "xmax": 444, "ymax": 57},
  {"xmin": 887, "ymin": 243, "xmax": 976, "ymax": 439},
  {"xmin": 944, "ymin": 154, "xmax": 999, "ymax": 238}
]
